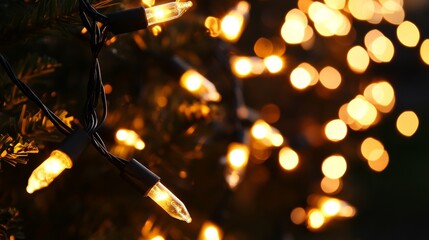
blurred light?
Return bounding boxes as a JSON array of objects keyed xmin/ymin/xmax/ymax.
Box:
[
  {"xmin": 150, "ymin": 25, "xmax": 162, "ymax": 36},
  {"xmin": 338, "ymin": 103, "xmax": 354, "ymax": 125},
  {"xmin": 324, "ymin": 0, "xmax": 346, "ymax": 10},
  {"xmin": 251, "ymin": 120, "xmax": 272, "ymax": 140},
  {"xmin": 308, "ymin": 209, "xmax": 325, "ymax": 229},
  {"xmin": 397, "ymin": 21, "xmax": 420, "ymax": 47},
  {"xmin": 270, "ymin": 132, "xmax": 284, "ymax": 147},
  {"xmin": 290, "ymin": 63, "xmax": 318, "ymax": 89},
  {"xmin": 324, "ymin": 119, "xmax": 347, "ymax": 142},
  {"xmin": 264, "ymin": 55, "xmax": 284, "ymax": 73},
  {"xmin": 180, "ymin": 70, "xmax": 221, "ymax": 102},
  {"xmin": 308, "ymin": 2, "xmax": 350, "ymax": 36},
  {"xmin": 368, "ymin": 150, "xmax": 389, "ymax": 172},
  {"xmin": 279, "ymin": 147, "xmax": 299, "ymax": 171},
  {"xmin": 347, "ymin": 46, "xmax": 370, "ymax": 73},
  {"xmin": 281, "ymin": 9, "xmax": 308, "ymax": 44},
  {"xmin": 151, "ymin": 236, "xmax": 165, "ymax": 240},
  {"xmin": 347, "ymin": 95, "xmax": 378, "ymax": 127},
  {"xmin": 364, "ymin": 81, "xmax": 395, "ymax": 113},
  {"xmin": 142, "ymin": 0, "xmax": 155, "ymax": 7},
  {"xmin": 364, "ymin": 29, "xmax": 384, "ymax": 63},
  {"xmin": 220, "ymin": 1, "xmax": 250, "ymax": 42},
  {"xmin": 227, "ymin": 143, "xmax": 250, "ymax": 169},
  {"xmin": 322, "ymin": 155, "xmax": 347, "ymax": 179},
  {"xmin": 198, "ymin": 222, "xmax": 223, "ymax": 240},
  {"xmin": 320, "ymin": 198, "xmax": 341, "ymax": 217},
  {"xmin": 116, "ymin": 129, "xmax": 146, "ymax": 150},
  {"xmin": 396, "ymin": 111, "xmax": 419, "ymax": 137},
  {"xmin": 205, "ymin": 16, "xmax": 221, "ymax": 37},
  {"xmin": 360, "ymin": 137, "xmax": 384, "ymax": 161},
  {"xmin": 339, "ymin": 205, "xmax": 357, "ymax": 217},
  {"xmin": 319, "ymin": 66, "xmax": 342, "ymax": 90},
  {"xmin": 348, "ymin": 0, "xmax": 375, "ymax": 21},
  {"xmin": 368, "ymin": 35, "xmax": 395, "ymax": 63},
  {"xmin": 254, "ymin": 37, "xmax": 273, "ymax": 57},
  {"xmin": 231, "ymin": 56, "xmax": 265, "ymax": 77},
  {"xmin": 420, "ymin": 39, "xmax": 429, "ymax": 65},
  {"xmin": 320, "ymin": 177, "xmax": 342, "ymax": 194},
  {"xmin": 291, "ymin": 207, "xmax": 307, "ymax": 225},
  {"xmin": 381, "ymin": 0, "xmax": 405, "ymax": 25},
  {"xmin": 261, "ymin": 104, "xmax": 281, "ymax": 124},
  {"xmin": 104, "ymin": 84, "xmax": 113, "ymax": 94},
  {"xmin": 298, "ymin": 0, "xmax": 313, "ymax": 13},
  {"xmin": 368, "ymin": 2, "xmax": 383, "ymax": 24}
]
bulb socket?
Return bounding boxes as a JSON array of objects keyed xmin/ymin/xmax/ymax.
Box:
[
  {"xmin": 107, "ymin": 7, "xmax": 148, "ymax": 35},
  {"xmin": 121, "ymin": 158, "xmax": 160, "ymax": 196},
  {"xmin": 58, "ymin": 129, "xmax": 90, "ymax": 161}
]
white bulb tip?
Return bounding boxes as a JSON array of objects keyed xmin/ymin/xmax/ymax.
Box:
[{"xmin": 185, "ymin": 217, "xmax": 192, "ymax": 223}]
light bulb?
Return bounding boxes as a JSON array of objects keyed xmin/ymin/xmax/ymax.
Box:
[
  {"xmin": 26, "ymin": 150, "xmax": 72, "ymax": 194},
  {"xmin": 180, "ymin": 69, "xmax": 221, "ymax": 102},
  {"xmin": 225, "ymin": 142, "xmax": 249, "ymax": 189},
  {"xmin": 198, "ymin": 221, "xmax": 223, "ymax": 240},
  {"xmin": 145, "ymin": 1, "xmax": 193, "ymax": 27},
  {"xmin": 220, "ymin": 1, "xmax": 250, "ymax": 42},
  {"xmin": 147, "ymin": 182, "xmax": 192, "ymax": 223}
]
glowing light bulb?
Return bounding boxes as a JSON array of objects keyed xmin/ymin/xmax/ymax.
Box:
[
  {"xmin": 145, "ymin": 1, "xmax": 193, "ymax": 27},
  {"xmin": 225, "ymin": 143, "xmax": 249, "ymax": 189},
  {"xmin": 220, "ymin": 1, "xmax": 250, "ymax": 42},
  {"xmin": 116, "ymin": 129, "xmax": 146, "ymax": 150},
  {"xmin": 198, "ymin": 221, "xmax": 223, "ymax": 240},
  {"xmin": 26, "ymin": 150, "xmax": 72, "ymax": 194},
  {"xmin": 180, "ymin": 69, "xmax": 221, "ymax": 102},
  {"xmin": 147, "ymin": 182, "xmax": 192, "ymax": 223}
]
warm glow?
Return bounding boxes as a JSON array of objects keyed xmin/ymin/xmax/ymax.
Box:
[
  {"xmin": 279, "ymin": 147, "xmax": 299, "ymax": 171},
  {"xmin": 308, "ymin": 2, "xmax": 350, "ymax": 37},
  {"xmin": 322, "ymin": 155, "xmax": 347, "ymax": 179},
  {"xmin": 360, "ymin": 137, "xmax": 384, "ymax": 161},
  {"xmin": 227, "ymin": 143, "xmax": 250, "ymax": 169},
  {"xmin": 198, "ymin": 222, "xmax": 223, "ymax": 240},
  {"xmin": 180, "ymin": 70, "xmax": 221, "ymax": 102},
  {"xmin": 348, "ymin": 0, "xmax": 375, "ymax": 21},
  {"xmin": 26, "ymin": 150, "xmax": 72, "ymax": 194},
  {"xmin": 281, "ymin": 9, "xmax": 308, "ymax": 44},
  {"xmin": 264, "ymin": 55, "xmax": 284, "ymax": 73},
  {"xmin": 220, "ymin": 1, "xmax": 250, "ymax": 42},
  {"xmin": 290, "ymin": 63, "xmax": 318, "ymax": 89},
  {"xmin": 116, "ymin": 129, "xmax": 146, "ymax": 150},
  {"xmin": 367, "ymin": 35, "xmax": 395, "ymax": 63},
  {"xmin": 145, "ymin": 1, "xmax": 193, "ymax": 27},
  {"xmin": 298, "ymin": 0, "xmax": 313, "ymax": 13},
  {"xmin": 368, "ymin": 150, "xmax": 389, "ymax": 172},
  {"xmin": 270, "ymin": 132, "xmax": 284, "ymax": 147},
  {"xmin": 147, "ymin": 182, "xmax": 192, "ymax": 223},
  {"xmin": 142, "ymin": 0, "xmax": 155, "ymax": 7},
  {"xmin": 381, "ymin": 0, "xmax": 405, "ymax": 25},
  {"xmin": 233, "ymin": 57, "xmax": 252, "ymax": 76},
  {"xmin": 347, "ymin": 46, "xmax": 370, "ymax": 73},
  {"xmin": 396, "ymin": 111, "xmax": 419, "ymax": 137},
  {"xmin": 290, "ymin": 207, "xmax": 307, "ymax": 225},
  {"xmin": 324, "ymin": 0, "xmax": 346, "ymax": 9},
  {"xmin": 254, "ymin": 37, "xmax": 274, "ymax": 57},
  {"xmin": 308, "ymin": 209, "xmax": 325, "ymax": 229},
  {"xmin": 397, "ymin": 21, "xmax": 420, "ymax": 47},
  {"xmin": 420, "ymin": 39, "xmax": 429, "ymax": 65},
  {"xmin": 320, "ymin": 177, "xmax": 342, "ymax": 194},
  {"xmin": 319, "ymin": 66, "xmax": 342, "ymax": 90},
  {"xmin": 364, "ymin": 81, "xmax": 395, "ymax": 113},
  {"xmin": 151, "ymin": 236, "xmax": 165, "ymax": 240},
  {"xmin": 320, "ymin": 198, "xmax": 341, "ymax": 217},
  {"xmin": 231, "ymin": 56, "xmax": 265, "ymax": 77},
  {"xmin": 347, "ymin": 95, "xmax": 378, "ymax": 127},
  {"xmin": 251, "ymin": 120, "xmax": 272, "ymax": 140},
  {"xmin": 324, "ymin": 119, "xmax": 347, "ymax": 142},
  {"xmin": 205, "ymin": 16, "xmax": 221, "ymax": 37}
]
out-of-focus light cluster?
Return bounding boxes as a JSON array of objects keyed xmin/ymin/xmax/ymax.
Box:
[
  {"xmin": 116, "ymin": 129, "xmax": 146, "ymax": 150},
  {"xmin": 360, "ymin": 137, "xmax": 389, "ymax": 172},
  {"xmin": 250, "ymin": 120, "xmax": 284, "ymax": 148},
  {"xmin": 204, "ymin": 1, "xmax": 250, "ymax": 42},
  {"xmin": 291, "ymin": 196, "xmax": 355, "ymax": 230},
  {"xmin": 231, "ymin": 55, "xmax": 285, "ymax": 78},
  {"xmin": 278, "ymin": 146, "xmax": 299, "ymax": 171},
  {"xmin": 139, "ymin": 216, "xmax": 165, "ymax": 240},
  {"xmin": 290, "ymin": 62, "xmax": 318, "ymax": 90}
]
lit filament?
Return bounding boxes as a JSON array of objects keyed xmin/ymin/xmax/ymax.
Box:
[
  {"xmin": 145, "ymin": 1, "xmax": 193, "ymax": 27},
  {"xmin": 180, "ymin": 69, "xmax": 221, "ymax": 102},
  {"xmin": 26, "ymin": 150, "xmax": 72, "ymax": 194},
  {"xmin": 147, "ymin": 182, "xmax": 192, "ymax": 223}
]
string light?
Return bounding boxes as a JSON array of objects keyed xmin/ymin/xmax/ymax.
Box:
[
  {"xmin": 121, "ymin": 159, "xmax": 192, "ymax": 223},
  {"xmin": 180, "ymin": 69, "xmax": 221, "ymax": 102},
  {"xmin": 145, "ymin": 1, "xmax": 193, "ymax": 27},
  {"xmin": 27, "ymin": 130, "xmax": 89, "ymax": 194},
  {"xmin": 225, "ymin": 142, "xmax": 250, "ymax": 189},
  {"xmin": 116, "ymin": 129, "xmax": 146, "ymax": 150},
  {"xmin": 220, "ymin": 1, "xmax": 250, "ymax": 42},
  {"xmin": 198, "ymin": 221, "xmax": 223, "ymax": 240}
]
